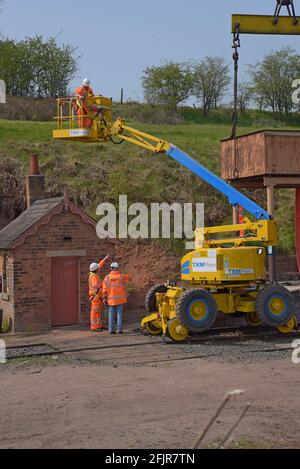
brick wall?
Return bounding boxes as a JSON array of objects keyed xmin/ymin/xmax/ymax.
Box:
[
  {"xmin": 12, "ymin": 211, "xmax": 115, "ymax": 332},
  {"xmin": 0, "ymin": 250, "xmax": 15, "ymax": 330}
]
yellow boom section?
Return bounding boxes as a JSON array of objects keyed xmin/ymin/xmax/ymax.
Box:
[
  {"xmin": 232, "ymin": 14, "xmax": 300, "ymax": 35},
  {"xmin": 110, "ymin": 118, "xmax": 170, "ymax": 153}
]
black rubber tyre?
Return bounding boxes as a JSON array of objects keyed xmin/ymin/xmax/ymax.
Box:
[
  {"xmin": 176, "ymin": 289, "xmax": 218, "ymax": 333},
  {"xmin": 256, "ymin": 285, "xmax": 295, "ymax": 327},
  {"xmin": 145, "ymin": 284, "xmax": 168, "ymax": 313}
]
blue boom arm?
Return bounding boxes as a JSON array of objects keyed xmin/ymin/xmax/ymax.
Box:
[
  {"xmin": 109, "ymin": 118, "xmax": 271, "ymax": 221},
  {"xmin": 166, "ymin": 145, "xmax": 271, "ymax": 221}
]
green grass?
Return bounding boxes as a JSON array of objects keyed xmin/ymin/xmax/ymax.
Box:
[
  {"xmin": 0, "ymin": 116, "xmax": 296, "ymax": 255},
  {"xmin": 0, "ymin": 120, "xmax": 55, "ymax": 143}
]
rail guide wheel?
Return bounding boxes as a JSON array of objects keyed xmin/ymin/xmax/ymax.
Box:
[
  {"xmin": 167, "ymin": 318, "xmax": 189, "ymax": 342},
  {"xmin": 277, "ymin": 315, "xmax": 298, "ymax": 334},
  {"xmin": 246, "ymin": 311, "xmax": 262, "ymax": 328},
  {"xmin": 144, "ymin": 316, "xmax": 163, "ymax": 336},
  {"xmin": 256, "ymin": 285, "xmax": 296, "ymax": 329}
]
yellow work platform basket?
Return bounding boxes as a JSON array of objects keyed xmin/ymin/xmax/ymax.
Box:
[{"xmin": 53, "ymin": 95, "xmax": 113, "ymax": 143}]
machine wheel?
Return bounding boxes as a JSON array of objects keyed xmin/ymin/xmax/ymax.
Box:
[
  {"xmin": 246, "ymin": 312, "xmax": 262, "ymax": 328},
  {"xmin": 277, "ymin": 315, "xmax": 298, "ymax": 334},
  {"xmin": 167, "ymin": 318, "xmax": 189, "ymax": 342},
  {"xmin": 145, "ymin": 284, "xmax": 168, "ymax": 313},
  {"xmin": 256, "ymin": 285, "xmax": 295, "ymax": 327},
  {"xmin": 144, "ymin": 320, "xmax": 162, "ymax": 336},
  {"xmin": 176, "ymin": 289, "xmax": 218, "ymax": 333}
]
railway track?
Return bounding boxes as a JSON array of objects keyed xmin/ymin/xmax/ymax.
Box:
[{"xmin": 3, "ymin": 325, "xmax": 300, "ymax": 362}]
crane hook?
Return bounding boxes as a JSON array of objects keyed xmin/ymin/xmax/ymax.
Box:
[{"xmin": 273, "ymin": 0, "xmax": 298, "ymax": 25}]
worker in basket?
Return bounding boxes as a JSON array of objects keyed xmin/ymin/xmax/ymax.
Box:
[
  {"xmin": 74, "ymin": 78, "xmax": 97, "ymax": 129},
  {"xmin": 89, "ymin": 255, "xmax": 110, "ymax": 332}
]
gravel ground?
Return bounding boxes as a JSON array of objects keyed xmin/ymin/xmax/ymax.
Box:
[
  {"xmin": 1, "ymin": 329, "xmax": 299, "ymax": 448},
  {"xmin": 1, "ymin": 356, "xmax": 299, "ymax": 448},
  {"xmin": 6, "ymin": 345, "xmax": 58, "ymax": 360},
  {"xmin": 183, "ymin": 336, "xmax": 295, "ymax": 363}
]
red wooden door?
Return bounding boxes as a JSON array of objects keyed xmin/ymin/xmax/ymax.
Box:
[{"xmin": 51, "ymin": 257, "xmax": 79, "ymax": 326}]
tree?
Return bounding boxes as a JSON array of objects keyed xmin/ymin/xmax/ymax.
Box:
[
  {"xmin": 249, "ymin": 46, "xmax": 300, "ymax": 117},
  {"xmin": 26, "ymin": 36, "xmax": 79, "ymax": 97},
  {"xmin": 0, "ymin": 35, "xmax": 78, "ymax": 98},
  {"xmin": 142, "ymin": 62, "xmax": 194, "ymax": 109},
  {"xmin": 238, "ymin": 81, "xmax": 253, "ymax": 116},
  {"xmin": 192, "ymin": 57, "xmax": 230, "ymax": 116}
]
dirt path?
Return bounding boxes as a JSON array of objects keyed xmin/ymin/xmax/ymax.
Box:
[{"xmin": 1, "ymin": 330, "xmax": 300, "ymax": 449}]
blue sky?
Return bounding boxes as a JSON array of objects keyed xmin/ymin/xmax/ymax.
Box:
[{"xmin": 1, "ymin": 0, "xmax": 300, "ymax": 102}]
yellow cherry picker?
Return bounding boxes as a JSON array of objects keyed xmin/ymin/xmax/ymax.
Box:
[
  {"xmin": 53, "ymin": 95, "xmax": 296, "ymax": 341},
  {"xmin": 53, "ymin": 1, "xmax": 299, "ymax": 341}
]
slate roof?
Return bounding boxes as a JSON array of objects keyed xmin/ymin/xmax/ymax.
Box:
[{"xmin": 0, "ymin": 198, "xmax": 64, "ymax": 249}]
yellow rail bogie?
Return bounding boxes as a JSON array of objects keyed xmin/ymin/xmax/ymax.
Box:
[
  {"xmin": 141, "ymin": 286, "xmax": 259, "ymax": 337},
  {"xmin": 141, "ymin": 287, "xmax": 182, "ymax": 335}
]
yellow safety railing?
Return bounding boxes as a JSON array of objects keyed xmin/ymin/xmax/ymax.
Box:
[{"xmin": 55, "ymin": 97, "xmax": 79, "ymax": 130}]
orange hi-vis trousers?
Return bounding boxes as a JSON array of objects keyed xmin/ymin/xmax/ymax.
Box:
[
  {"xmin": 90, "ymin": 300, "xmax": 105, "ymax": 331},
  {"xmin": 77, "ymin": 108, "xmax": 94, "ymax": 129},
  {"xmin": 89, "ymin": 258, "xmax": 107, "ymax": 331}
]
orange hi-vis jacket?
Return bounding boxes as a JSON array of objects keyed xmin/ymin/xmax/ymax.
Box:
[
  {"xmin": 75, "ymin": 86, "xmax": 94, "ymax": 101},
  {"xmin": 75, "ymin": 86, "xmax": 94, "ymax": 112},
  {"xmin": 102, "ymin": 271, "xmax": 132, "ymax": 306},
  {"xmin": 89, "ymin": 258, "xmax": 107, "ymax": 312},
  {"xmin": 75, "ymin": 86, "xmax": 95, "ymax": 128}
]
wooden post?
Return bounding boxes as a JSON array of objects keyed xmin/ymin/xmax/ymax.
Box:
[
  {"xmin": 232, "ymin": 206, "xmax": 239, "ymax": 225},
  {"xmin": 267, "ymin": 185, "xmax": 275, "ymax": 215},
  {"xmin": 266, "ymin": 184, "xmax": 277, "ymax": 284},
  {"xmin": 120, "ymin": 88, "xmax": 124, "ymax": 105}
]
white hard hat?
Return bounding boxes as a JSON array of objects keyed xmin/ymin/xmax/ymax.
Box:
[
  {"xmin": 82, "ymin": 78, "xmax": 91, "ymax": 87},
  {"xmin": 90, "ymin": 262, "xmax": 99, "ymax": 272},
  {"xmin": 111, "ymin": 262, "xmax": 119, "ymax": 270}
]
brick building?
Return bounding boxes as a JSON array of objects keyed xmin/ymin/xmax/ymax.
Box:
[{"xmin": 0, "ymin": 156, "xmax": 117, "ymax": 333}]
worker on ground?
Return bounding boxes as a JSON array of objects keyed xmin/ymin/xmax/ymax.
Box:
[
  {"xmin": 89, "ymin": 255, "xmax": 110, "ymax": 332},
  {"xmin": 74, "ymin": 78, "xmax": 95, "ymax": 128},
  {"xmin": 102, "ymin": 262, "xmax": 132, "ymax": 335}
]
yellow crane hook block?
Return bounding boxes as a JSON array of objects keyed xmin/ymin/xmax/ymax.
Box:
[{"xmin": 232, "ymin": 14, "xmax": 300, "ymax": 35}]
